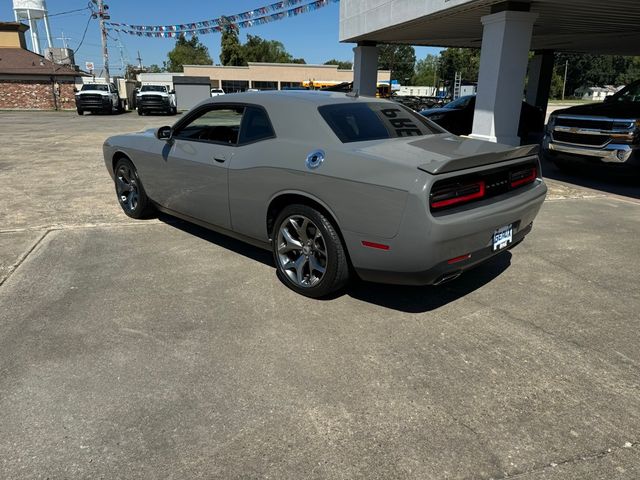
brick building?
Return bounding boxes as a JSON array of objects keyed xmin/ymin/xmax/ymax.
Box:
[{"xmin": 0, "ymin": 22, "xmax": 84, "ymax": 110}]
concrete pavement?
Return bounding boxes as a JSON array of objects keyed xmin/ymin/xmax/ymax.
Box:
[{"xmin": 0, "ymin": 111, "xmax": 638, "ymax": 479}]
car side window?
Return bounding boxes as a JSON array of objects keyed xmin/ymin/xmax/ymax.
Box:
[
  {"xmin": 238, "ymin": 106, "xmax": 275, "ymax": 144},
  {"xmin": 174, "ymin": 106, "xmax": 245, "ymax": 145}
]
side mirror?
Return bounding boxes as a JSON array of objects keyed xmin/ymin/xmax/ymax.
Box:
[
  {"xmin": 73, "ymin": 87, "xmax": 78, "ymax": 93},
  {"xmin": 156, "ymin": 126, "xmax": 173, "ymax": 141},
  {"xmin": 170, "ymin": 90, "xmax": 176, "ymax": 95}
]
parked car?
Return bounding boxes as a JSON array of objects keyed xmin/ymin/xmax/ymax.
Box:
[
  {"xmin": 543, "ymin": 79, "xmax": 640, "ymax": 171},
  {"xmin": 103, "ymin": 91, "xmax": 546, "ymax": 297},
  {"xmin": 75, "ymin": 83, "xmax": 122, "ymax": 115},
  {"xmin": 420, "ymin": 95, "xmax": 544, "ymax": 140},
  {"xmin": 211, "ymin": 88, "xmax": 225, "ymax": 97},
  {"xmin": 136, "ymin": 85, "xmax": 177, "ymax": 116}
]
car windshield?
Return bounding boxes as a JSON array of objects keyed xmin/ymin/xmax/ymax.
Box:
[
  {"xmin": 443, "ymin": 95, "xmax": 474, "ymax": 109},
  {"xmin": 319, "ymin": 102, "xmax": 442, "ymax": 143},
  {"xmin": 81, "ymin": 84, "xmax": 108, "ymax": 91},
  {"xmin": 141, "ymin": 85, "xmax": 167, "ymax": 92},
  {"xmin": 610, "ymin": 81, "xmax": 640, "ymax": 104}
]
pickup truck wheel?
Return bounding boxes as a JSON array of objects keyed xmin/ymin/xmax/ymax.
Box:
[
  {"xmin": 137, "ymin": 109, "xmax": 144, "ymax": 116},
  {"xmin": 171, "ymin": 107, "xmax": 177, "ymax": 115},
  {"xmin": 77, "ymin": 109, "xmax": 84, "ymax": 116},
  {"xmin": 272, "ymin": 204, "xmax": 349, "ymax": 298},
  {"xmin": 114, "ymin": 158, "xmax": 154, "ymax": 219}
]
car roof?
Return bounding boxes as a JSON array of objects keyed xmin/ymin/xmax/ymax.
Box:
[{"xmin": 203, "ymin": 90, "xmax": 389, "ymax": 108}]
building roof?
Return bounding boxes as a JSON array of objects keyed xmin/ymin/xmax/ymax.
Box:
[
  {"xmin": 0, "ymin": 47, "xmax": 82, "ymax": 76},
  {"xmin": 340, "ymin": 0, "xmax": 640, "ymax": 56}
]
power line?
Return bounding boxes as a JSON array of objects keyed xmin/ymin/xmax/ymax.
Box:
[{"xmin": 44, "ymin": 4, "xmax": 92, "ymax": 19}]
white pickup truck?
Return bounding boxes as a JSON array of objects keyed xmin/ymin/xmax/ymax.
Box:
[
  {"xmin": 136, "ymin": 85, "xmax": 177, "ymax": 116},
  {"xmin": 75, "ymin": 83, "xmax": 122, "ymax": 115}
]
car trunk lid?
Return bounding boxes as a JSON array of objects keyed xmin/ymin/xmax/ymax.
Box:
[{"xmin": 352, "ymin": 134, "xmax": 539, "ymax": 174}]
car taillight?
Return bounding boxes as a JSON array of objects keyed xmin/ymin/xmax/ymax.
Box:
[
  {"xmin": 510, "ymin": 166, "xmax": 537, "ymax": 188},
  {"xmin": 430, "ymin": 180, "xmax": 486, "ymax": 210}
]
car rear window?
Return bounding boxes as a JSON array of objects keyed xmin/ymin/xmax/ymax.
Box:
[{"xmin": 318, "ymin": 102, "xmax": 441, "ymax": 143}]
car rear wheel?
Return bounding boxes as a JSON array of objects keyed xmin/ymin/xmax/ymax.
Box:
[
  {"xmin": 114, "ymin": 158, "xmax": 154, "ymax": 219},
  {"xmin": 272, "ymin": 204, "xmax": 349, "ymax": 298}
]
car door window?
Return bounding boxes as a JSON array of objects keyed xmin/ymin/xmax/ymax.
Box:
[
  {"xmin": 238, "ymin": 106, "xmax": 275, "ymax": 144},
  {"xmin": 174, "ymin": 106, "xmax": 245, "ymax": 145}
]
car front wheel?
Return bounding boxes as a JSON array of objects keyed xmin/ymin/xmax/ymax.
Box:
[
  {"xmin": 272, "ymin": 204, "xmax": 349, "ymax": 298},
  {"xmin": 114, "ymin": 158, "xmax": 154, "ymax": 219}
]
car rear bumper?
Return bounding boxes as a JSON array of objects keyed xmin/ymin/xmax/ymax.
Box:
[
  {"xmin": 356, "ymin": 222, "xmax": 532, "ymax": 286},
  {"xmin": 343, "ymin": 180, "xmax": 546, "ymax": 286}
]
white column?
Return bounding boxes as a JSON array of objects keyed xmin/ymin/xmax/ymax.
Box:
[
  {"xmin": 353, "ymin": 42, "xmax": 378, "ymax": 97},
  {"xmin": 27, "ymin": 10, "xmax": 41, "ymax": 55},
  {"xmin": 43, "ymin": 15, "xmax": 54, "ymax": 49},
  {"xmin": 470, "ymin": 10, "xmax": 538, "ymax": 145}
]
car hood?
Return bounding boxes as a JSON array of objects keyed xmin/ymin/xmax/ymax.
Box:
[
  {"xmin": 353, "ymin": 134, "xmax": 538, "ymax": 175},
  {"xmin": 553, "ymin": 101, "xmax": 640, "ymax": 118}
]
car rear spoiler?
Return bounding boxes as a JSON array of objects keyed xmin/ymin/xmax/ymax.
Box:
[{"xmin": 417, "ymin": 144, "xmax": 540, "ymax": 175}]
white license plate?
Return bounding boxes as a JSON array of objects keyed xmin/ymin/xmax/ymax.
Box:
[{"xmin": 493, "ymin": 224, "xmax": 513, "ymax": 251}]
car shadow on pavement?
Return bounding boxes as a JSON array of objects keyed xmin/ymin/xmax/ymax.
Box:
[
  {"xmin": 540, "ymin": 154, "xmax": 640, "ymax": 199},
  {"xmin": 158, "ymin": 213, "xmax": 274, "ymax": 267},
  {"xmin": 347, "ymin": 251, "xmax": 512, "ymax": 313},
  {"xmin": 158, "ymin": 212, "xmax": 512, "ymax": 312}
]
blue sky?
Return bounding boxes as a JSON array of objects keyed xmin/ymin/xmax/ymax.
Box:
[{"xmin": 1, "ymin": 0, "xmax": 440, "ymax": 74}]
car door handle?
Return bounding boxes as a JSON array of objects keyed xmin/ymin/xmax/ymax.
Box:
[{"xmin": 214, "ymin": 157, "xmax": 226, "ymax": 163}]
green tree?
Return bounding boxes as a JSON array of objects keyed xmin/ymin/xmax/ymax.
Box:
[
  {"xmin": 220, "ymin": 31, "xmax": 306, "ymax": 66},
  {"xmin": 220, "ymin": 27, "xmax": 245, "ymax": 66},
  {"xmin": 412, "ymin": 54, "xmax": 438, "ymax": 86},
  {"xmin": 324, "ymin": 59, "xmax": 353, "ymax": 70},
  {"xmin": 243, "ymin": 35, "xmax": 296, "ymax": 63},
  {"xmin": 165, "ymin": 34, "xmax": 212, "ymax": 72},
  {"xmin": 147, "ymin": 64, "xmax": 163, "ymax": 73},
  {"xmin": 438, "ymin": 48, "xmax": 481, "ymax": 86},
  {"xmin": 378, "ymin": 44, "xmax": 416, "ymax": 83},
  {"xmin": 553, "ymin": 53, "xmax": 638, "ymax": 97}
]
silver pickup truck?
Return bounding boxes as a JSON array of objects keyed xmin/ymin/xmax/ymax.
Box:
[{"xmin": 543, "ymin": 80, "xmax": 640, "ymax": 170}]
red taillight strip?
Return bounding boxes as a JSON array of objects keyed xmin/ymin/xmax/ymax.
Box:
[
  {"xmin": 431, "ymin": 181, "xmax": 486, "ymax": 209},
  {"xmin": 361, "ymin": 241, "xmax": 390, "ymax": 251},
  {"xmin": 447, "ymin": 253, "xmax": 471, "ymax": 264},
  {"xmin": 511, "ymin": 167, "xmax": 537, "ymax": 188}
]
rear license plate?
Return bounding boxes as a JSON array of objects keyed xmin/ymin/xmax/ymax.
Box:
[{"xmin": 493, "ymin": 224, "xmax": 513, "ymax": 251}]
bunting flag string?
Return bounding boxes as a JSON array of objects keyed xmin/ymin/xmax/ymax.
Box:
[{"xmin": 106, "ymin": 0, "xmax": 338, "ymax": 38}]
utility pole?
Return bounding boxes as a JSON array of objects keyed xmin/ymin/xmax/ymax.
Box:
[
  {"xmin": 136, "ymin": 50, "xmax": 143, "ymax": 70},
  {"xmin": 562, "ymin": 59, "xmax": 568, "ymax": 101},
  {"xmin": 95, "ymin": 0, "xmax": 111, "ymax": 84}
]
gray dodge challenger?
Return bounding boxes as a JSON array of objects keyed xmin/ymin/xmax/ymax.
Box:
[{"xmin": 103, "ymin": 91, "xmax": 547, "ymax": 297}]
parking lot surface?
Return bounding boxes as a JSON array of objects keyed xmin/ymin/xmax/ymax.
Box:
[{"xmin": 1, "ymin": 111, "xmax": 639, "ymax": 479}]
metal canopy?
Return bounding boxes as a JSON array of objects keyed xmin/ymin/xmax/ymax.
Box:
[{"xmin": 340, "ymin": 0, "xmax": 640, "ymax": 56}]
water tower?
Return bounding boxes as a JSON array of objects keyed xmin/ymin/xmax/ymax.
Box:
[{"xmin": 13, "ymin": 0, "xmax": 53, "ymax": 55}]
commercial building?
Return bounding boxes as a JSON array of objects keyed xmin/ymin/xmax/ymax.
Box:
[
  {"xmin": 0, "ymin": 22, "xmax": 83, "ymax": 110},
  {"xmin": 340, "ymin": 0, "xmax": 640, "ymax": 145},
  {"xmin": 183, "ymin": 62, "xmax": 391, "ymax": 93}
]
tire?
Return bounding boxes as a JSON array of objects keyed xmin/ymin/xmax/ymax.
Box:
[
  {"xmin": 171, "ymin": 107, "xmax": 177, "ymax": 115},
  {"xmin": 138, "ymin": 108, "xmax": 144, "ymax": 116},
  {"xmin": 272, "ymin": 204, "xmax": 349, "ymax": 298},
  {"xmin": 113, "ymin": 157, "xmax": 154, "ymax": 219},
  {"xmin": 77, "ymin": 109, "xmax": 84, "ymax": 115}
]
